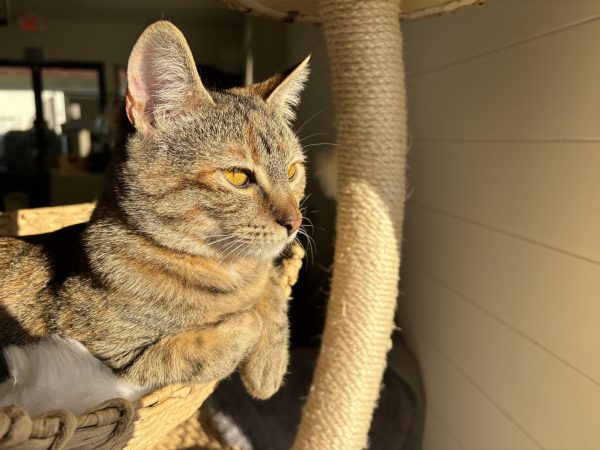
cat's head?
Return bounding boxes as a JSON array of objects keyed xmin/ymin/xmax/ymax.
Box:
[{"xmin": 116, "ymin": 21, "xmax": 309, "ymax": 261}]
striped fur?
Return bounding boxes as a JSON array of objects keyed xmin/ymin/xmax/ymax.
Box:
[{"xmin": 0, "ymin": 21, "xmax": 308, "ymax": 400}]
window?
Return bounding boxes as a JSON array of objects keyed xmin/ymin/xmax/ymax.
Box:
[{"xmin": 0, "ymin": 61, "xmax": 106, "ymax": 210}]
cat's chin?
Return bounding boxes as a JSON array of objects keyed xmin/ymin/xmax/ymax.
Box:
[
  {"xmin": 237, "ymin": 238, "xmax": 293, "ymax": 261},
  {"xmin": 244, "ymin": 245, "xmax": 287, "ymax": 261}
]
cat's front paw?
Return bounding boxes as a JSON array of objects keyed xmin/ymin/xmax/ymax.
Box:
[{"xmin": 240, "ymin": 344, "xmax": 289, "ymax": 399}]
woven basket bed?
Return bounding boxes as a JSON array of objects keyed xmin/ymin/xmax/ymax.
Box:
[{"xmin": 0, "ymin": 204, "xmax": 232, "ymax": 450}]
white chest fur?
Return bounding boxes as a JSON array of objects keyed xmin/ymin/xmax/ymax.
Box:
[{"xmin": 0, "ymin": 336, "xmax": 151, "ymax": 416}]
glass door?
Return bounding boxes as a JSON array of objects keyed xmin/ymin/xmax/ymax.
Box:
[{"xmin": 0, "ymin": 62, "xmax": 105, "ymax": 210}]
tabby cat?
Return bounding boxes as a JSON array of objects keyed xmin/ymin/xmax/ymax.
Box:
[{"xmin": 0, "ymin": 21, "xmax": 308, "ymax": 401}]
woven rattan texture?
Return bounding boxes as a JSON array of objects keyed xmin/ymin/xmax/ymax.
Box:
[{"xmin": 0, "ymin": 384, "xmax": 222, "ymax": 450}]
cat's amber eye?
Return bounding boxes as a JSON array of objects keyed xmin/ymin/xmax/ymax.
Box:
[
  {"xmin": 224, "ymin": 169, "xmax": 249, "ymax": 187},
  {"xmin": 287, "ymin": 163, "xmax": 297, "ymax": 180}
]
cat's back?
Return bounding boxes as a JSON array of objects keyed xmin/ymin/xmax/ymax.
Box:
[{"xmin": 0, "ymin": 224, "xmax": 86, "ymax": 345}]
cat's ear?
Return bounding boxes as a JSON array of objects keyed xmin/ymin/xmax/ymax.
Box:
[
  {"xmin": 252, "ymin": 56, "xmax": 310, "ymax": 122},
  {"xmin": 126, "ymin": 21, "xmax": 214, "ymax": 134}
]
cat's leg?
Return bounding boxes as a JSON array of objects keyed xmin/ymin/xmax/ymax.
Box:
[
  {"xmin": 119, "ymin": 310, "xmax": 261, "ymax": 387},
  {"xmin": 240, "ymin": 242, "xmax": 304, "ymax": 399}
]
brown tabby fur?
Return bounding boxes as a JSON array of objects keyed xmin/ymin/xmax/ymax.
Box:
[{"xmin": 0, "ymin": 21, "xmax": 309, "ymax": 399}]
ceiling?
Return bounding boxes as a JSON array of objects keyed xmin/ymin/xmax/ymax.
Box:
[{"xmin": 8, "ymin": 0, "xmax": 242, "ymax": 25}]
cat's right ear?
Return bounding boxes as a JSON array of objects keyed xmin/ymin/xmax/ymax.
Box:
[
  {"xmin": 250, "ymin": 56, "xmax": 310, "ymax": 123},
  {"xmin": 126, "ymin": 21, "xmax": 214, "ymax": 135}
]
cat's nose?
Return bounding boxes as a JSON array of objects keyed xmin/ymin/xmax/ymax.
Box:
[{"xmin": 277, "ymin": 215, "xmax": 302, "ymax": 236}]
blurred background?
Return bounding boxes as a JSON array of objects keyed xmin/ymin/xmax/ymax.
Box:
[
  {"xmin": 2, "ymin": 0, "xmax": 600, "ymax": 449},
  {"xmin": 0, "ymin": 0, "xmax": 248, "ymax": 209}
]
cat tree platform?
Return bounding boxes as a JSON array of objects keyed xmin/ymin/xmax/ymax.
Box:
[{"xmin": 223, "ymin": 0, "xmax": 484, "ymax": 21}]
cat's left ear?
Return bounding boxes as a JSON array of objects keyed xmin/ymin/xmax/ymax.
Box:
[
  {"xmin": 252, "ymin": 56, "xmax": 310, "ymax": 122},
  {"xmin": 126, "ymin": 21, "xmax": 214, "ymax": 135}
]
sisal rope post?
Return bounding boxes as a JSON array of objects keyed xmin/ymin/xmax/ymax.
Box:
[{"xmin": 292, "ymin": 1, "xmax": 407, "ymax": 449}]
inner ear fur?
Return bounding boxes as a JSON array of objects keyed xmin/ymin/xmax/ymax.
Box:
[{"xmin": 126, "ymin": 20, "xmax": 214, "ymax": 134}]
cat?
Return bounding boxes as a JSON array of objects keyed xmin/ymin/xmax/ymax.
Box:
[{"xmin": 0, "ymin": 20, "xmax": 309, "ymax": 411}]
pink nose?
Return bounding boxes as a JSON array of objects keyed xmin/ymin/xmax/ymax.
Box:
[{"xmin": 277, "ymin": 216, "xmax": 302, "ymax": 236}]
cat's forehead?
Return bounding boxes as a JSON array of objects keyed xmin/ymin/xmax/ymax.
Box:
[
  {"xmin": 212, "ymin": 91, "xmax": 279, "ymax": 127},
  {"xmin": 203, "ymin": 91, "xmax": 300, "ymax": 155},
  {"xmin": 159, "ymin": 90, "xmax": 301, "ymax": 169}
]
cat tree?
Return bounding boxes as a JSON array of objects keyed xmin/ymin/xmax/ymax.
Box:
[
  {"xmin": 0, "ymin": 1, "xmax": 485, "ymax": 449},
  {"xmin": 223, "ymin": 1, "xmax": 485, "ymax": 449}
]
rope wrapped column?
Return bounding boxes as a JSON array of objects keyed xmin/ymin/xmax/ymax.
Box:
[{"xmin": 293, "ymin": 1, "xmax": 407, "ymax": 449}]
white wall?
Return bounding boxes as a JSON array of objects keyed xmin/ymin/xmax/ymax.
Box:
[{"xmin": 399, "ymin": 1, "xmax": 600, "ymax": 448}]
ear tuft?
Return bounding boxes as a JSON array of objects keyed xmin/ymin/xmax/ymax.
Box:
[
  {"xmin": 126, "ymin": 21, "xmax": 213, "ymax": 134},
  {"xmin": 253, "ymin": 56, "xmax": 310, "ymax": 122}
]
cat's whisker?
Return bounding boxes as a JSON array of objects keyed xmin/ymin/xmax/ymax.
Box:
[
  {"xmin": 300, "ymin": 216, "xmax": 324, "ymax": 232},
  {"xmin": 300, "ymin": 196, "xmax": 319, "ymax": 218},
  {"xmin": 201, "ymin": 238, "xmax": 245, "ymax": 277},
  {"xmin": 206, "ymin": 235, "xmax": 237, "ymax": 245},
  {"xmin": 295, "ymin": 109, "xmax": 325, "ymax": 135},
  {"xmin": 299, "ymin": 238, "xmax": 314, "ymax": 266},
  {"xmin": 212, "ymin": 242, "xmax": 239, "ymax": 267},
  {"xmin": 299, "ymin": 222, "xmax": 316, "ymax": 232},
  {"xmin": 192, "ymin": 234, "xmax": 237, "ymax": 255},
  {"xmin": 229, "ymin": 243, "xmax": 250, "ymax": 263},
  {"xmin": 232, "ymin": 242, "xmax": 249, "ymax": 260},
  {"xmin": 215, "ymin": 240, "xmax": 240, "ymax": 260},
  {"xmin": 299, "ymin": 132, "xmax": 328, "ymax": 144},
  {"xmin": 301, "ymin": 228, "xmax": 315, "ymax": 248},
  {"xmin": 220, "ymin": 239, "xmax": 248, "ymax": 263},
  {"xmin": 294, "ymin": 236, "xmax": 307, "ymax": 256},
  {"xmin": 296, "ymin": 227, "xmax": 316, "ymax": 265},
  {"xmin": 302, "ymin": 142, "xmax": 339, "ymax": 149},
  {"xmin": 299, "ymin": 225, "xmax": 315, "ymax": 241},
  {"xmin": 300, "ymin": 216, "xmax": 314, "ymax": 226},
  {"xmin": 300, "ymin": 204, "xmax": 325, "ymax": 231},
  {"xmin": 301, "ymin": 207, "xmax": 320, "ymax": 216},
  {"xmin": 220, "ymin": 238, "xmax": 243, "ymax": 255},
  {"xmin": 300, "ymin": 193, "xmax": 313, "ymax": 209}
]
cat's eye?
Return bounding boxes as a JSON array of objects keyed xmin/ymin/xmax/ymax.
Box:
[
  {"xmin": 224, "ymin": 169, "xmax": 250, "ymax": 187},
  {"xmin": 287, "ymin": 163, "xmax": 297, "ymax": 180}
]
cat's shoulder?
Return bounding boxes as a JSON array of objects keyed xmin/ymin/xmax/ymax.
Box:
[
  {"xmin": 0, "ymin": 223, "xmax": 87, "ymax": 276},
  {"xmin": 0, "ymin": 224, "xmax": 90, "ymax": 352}
]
